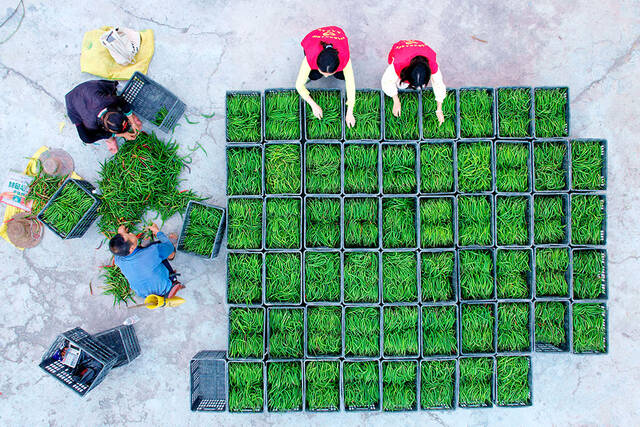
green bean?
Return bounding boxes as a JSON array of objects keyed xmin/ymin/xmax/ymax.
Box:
[
  {"xmin": 40, "ymin": 180, "xmax": 94, "ymax": 237},
  {"xmin": 498, "ymin": 88, "xmax": 532, "ymax": 137},
  {"xmin": 534, "ymin": 88, "xmax": 568, "ymax": 137},
  {"xmin": 180, "ymin": 204, "xmax": 222, "ymax": 256},
  {"xmin": 306, "ymin": 90, "xmax": 341, "ymax": 140},
  {"xmin": 227, "ymin": 146, "xmax": 262, "ymax": 195},
  {"xmin": 382, "ymin": 144, "xmax": 417, "ymax": 193},
  {"xmin": 345, "ymin": 90, "xmax": 381, "ymax": 140},
  {"xmin": 459, "ymin": 89, "xmax": 493, "ymax": 138},
  {"xmin": 422, "ymin": 89, "xmax": 457, "ymax": 138},
  {"xmin": 385, "ymin": 92, "xmax": 419, "ymax": 140},
  {"xmin": 227, "ymin": 93, "xmax": 262, "ymax": 142},
  {"xmin": 571, "ymin": 140, "xmax": 605, "ymax": 190},
  {"xmin": 265, "ymin": 90, "xmax": 300, "ymax": 140}
]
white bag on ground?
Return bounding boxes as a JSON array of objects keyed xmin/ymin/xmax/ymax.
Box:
[{"xmin": 100, "ymin": 27, "xmax": 141, "ymax": 65}]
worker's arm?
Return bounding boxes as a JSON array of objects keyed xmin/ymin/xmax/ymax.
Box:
[
  {"xmin": 431, "ymin": 70, "xmax": 447, "ymax": 123},
  {"xmin": 154, "ymin": 231, "xmax": 175, "ymax": 260},
  {"xmin": 75, "ymin": 123, "xmax": 112, "ymax": 144},
  {"xmin": 296, "ymin": 57, "xmax": 324, "ymax": 119},
  {"xmin": 381, "ymin": 63, "xmax": 402, "ymax": 117},
  {"xmin": 342, "ymin": 60, "xmax": 356, "ymax": 127}
]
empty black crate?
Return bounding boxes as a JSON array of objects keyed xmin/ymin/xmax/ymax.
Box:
[
  {"xmin": 93, "ymin": 325, "xmax": 141, "ymax": 368},
  {"xmin": 190, "ymin": 350, "xmax": 227, "ymax": 411}
]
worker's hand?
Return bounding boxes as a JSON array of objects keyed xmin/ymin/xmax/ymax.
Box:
[
  {"xmin": 310, "ymin": 102, "xmax": 323, "ymax": 119},
  {"xmin": 147, "ymin": 223, "xmax": 160, "ymax": 237},
  {"xmin": 106, "ymin": 137, "xmax": 119, "ymax": 154},
  {"xmin": 117, "ymin": 130, "xmax": 138, "ymax": 141},
  {"xmin": 345, "ymin": 108, "xmax": 356, "ymax": 128},
  {"xmin": 393, "ymin": 98, "xmax": 402, "ymax": 117},
  {"xmin": 117, "ymin": 225, "xmax": 128, "ymax": 235},
  {"xmin": 436, "ymin": 109, "xmax": 445, "ymax": 125},
  {"xmin": 129, "ymin": 114, "xmax": 142, "ymax": 132}
]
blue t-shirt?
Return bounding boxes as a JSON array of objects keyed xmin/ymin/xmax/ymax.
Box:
[{"xmin": 114, "ymin": 232, "xmax": 174, "ymax": 298}]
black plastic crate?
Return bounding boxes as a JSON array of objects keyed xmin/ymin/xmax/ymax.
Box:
[
  {"xmin": 190, "ymin": 350, "xmax": 227, "ymax": 411},
  {"xmin": 121, "ymin": 71, "xmax": 186, "ymax": 134},
  {"xmin": 39, "ymin": 327, "xmax": 118, "ymax": 397},
  {"xmin": 534, "ymin": 300, "xmax": 571, "ymax": 352},
  {"xmin": 177, "ymin": 200, "xmax": 226, "ymax": 259},
  {"xmin": 93, "ymin": 324, "xmax": 140, "ymax": 368},
  {"xmin": 569, "ymin": 138, "xmax": 607, "ymax": 191},
  {"xmin": 381, "ymin": 360, "xmax": 419, "ymax": 412},
  {"xmin": 494, "ymin": 355, "xmax": 533, "ymax": 407},
  {"xmin": 226, "ymin": 90, "xmax": 264, "ymax": 143},
  {"xmin": 458, "ymin": 87, "xmax": 497, "ymax": 140},
  {"xmin": 496, "ymin": 87, "xmax": 534, "ymax": 139},
  {"xmin": 533, "ymin": 86, "xmax": 570, "ymax": 138},
  {"xmin": 264, "ymin": 88, "xmax": 303, "ymax": 142},
  {"xmin": 37, "ymin": 178, "xmax": 101, "ymax": 239}
]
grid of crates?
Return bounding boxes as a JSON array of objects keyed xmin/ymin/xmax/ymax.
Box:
[{"xmin": 219, "ymin": 87, "xmax": 608, "ymax": 413}]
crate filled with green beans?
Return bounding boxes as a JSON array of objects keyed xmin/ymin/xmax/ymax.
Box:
[
  {"xmin": 343, "ymin": 197, "xmax": 379, "ymax": 249},
  {"xmin": 228, "ymin": 361, "xmax": 264, "ymax": 412},
  {"xmin": 497, "ymin": 302, "xmax": 532, "ymax": 353},
  {"xmin": 534, "ymin": 194, "xmax": 569, "ymax": 245},
  {"xmin": 534, "ymin": 247, "xmax": 570, "ymax": 299},
  {"xmin": 345, "ymin": 89, "xmax": 382, "ymax": 141},
  {"xmin": 343, "ymin": 252, "xmax": 380, "ymax": 304},
  {"xmin": 384, "ymin": 90, "xmax": 420, "ymax": 141},
  {"xmin": 458, "ymin": 87, "xmax": 495, "ymax": 139},
  {"xmin": 37, "ymin": 178, "xmax": 101, "ymax": 239},
  {"xmin": 460, "ymin": 303, "xmax": 496, "ymax": 355},
  {"xmin": 534, "ymin": 300, "xmax": 570, "ymax": 352},
  {"xmin": 382, "ymin": 197, "xmax": 417, "ymax": 248},
  {"xmin": 305, "ymin": 360, "xmax": 340, "ymax": 411},
  {"xmin": 457, "ymin": 195, "xmax": 493, "ymax": 247},
  {"xmin": 306, "ymin": 197, "xmax": 341, "ymax": 249},
  {"xmin": 264, "ymin": 89, "xmax": 301, "ymax": 141},
  {"xmin": 226, "ymin": 145, "xmax": 263, "ymax": 196},
  {"xmin": 383, "ymin": 305, "xmax": 419, "ymax": 358},
  {"xmin": 533, "ymin": 140, "xmax": 570, "ymax": 191},
  {"xmin": 570, "ymin": 139, "xmax": 607, "ymax": 191},
  {"xmin": 421, "ymin": 250, "xmax": 457, "ymax": 303},
  {"xmin": 382, "ymin": 251, "xmax": 419, "ymax": 303},
  {"xmin": 572, "ymin": 302, "xmax": 607, "ymax": 354},
  {"xmin": 266, "ymin": 361, "xmax": 303, "ymax": 412},
  {"xmin": 496, "ymin": 195, "xmax": 532, "ymax": 247},
  {"xmin": 421, "ymin": 359, "xmax": 457, "ymax": 410},
  {"xmin": 343, "ymin": 142, "xmax": 379, "ymax": 194},
  {"xmin": 265, "ymin": 196, "xmax": 301, "ymax": 250},
  {"xmin": 343, "ymin": 360, "xmax": 381, "ymax": 411},
  {"xmin": 305, "ymin": 89, "xmax": 343, "ymax": 140},
  {"xmin": 344, "ymin": 305, "xmax": 381, "ymax": 357},
  {"xmin": 420, "ymin": 140, "xmax": 455, "ymax": 194},
  {"xmin": 422, "ymin": 304, "xmax": 458, "ymax": 357},
  {"xmin": 226, "ymin": 197, "xmax": 263, "ymax": 250},
  {"xmin": 304, "ymin": 251, "xmax": 341, "ymax": 303},
  {"xmin": 227, "ymin": 252, "xmax": 263, "ymax": 305},
  {"xmin": 267, "ymin": 307, "xmax": 304, "ymax": 358},
  {"xmin": 458, "ymin": 249, "xmax": 495, "ymax": 301},
  {"xmin": 456, "ymin": 140, "xmax": 493, "ymax": 193},
  {"xmin": 571, "ymin": 194, "xmax": 606, "ymax": 246},
  {"xmin": 495, "ymin": 356, "xmax": 532, "ymax": 407},
  {"xmin": 228, "ymin": 307, "xmax": 265, "ymax": 359},
  {"xmin": 497, "ymin": 87, "xmax": 533, "ymax": 139},
  {"xmin": 264, "ymin": 143, "xmax": 302, "ymax": 195},
  {"xmin": 534, "ymin": 87, "xmax": 569, "ymax": 138},
  {"xmin": 458, "ymin": 356, "xmax": 494, "ymax": 408},
  {"xmin": 305, "ymin": 305, "xmax": 343, "ymax": 357},
  {"xmin": 496, "ymin": 249, "xmax": 533, "ymax": 300},
  {"xmin": 226, "ymin": 91, "xmax": 263, "ymax": 143},
  {"xmin": 177, "ymin": 201, "xmax": 225, "ymax": 259},
  {"xmin": 422, "ymin": 89, "xmax": 458, "ymax": 140},
  {"xmin": 382, "ymin": 360, "xmax": 418, "ymax": 412},
  {"xmin": 305, "ymin": 143, "xmax": 341, "ymax": 194},
  {"xmin": 495, "ymin": 141, "xmax": 531, "ymax": 193},
  {"xmin": 419, "ymin": 196, "xmax": 455, "ymax": 249},
  {"xmin": 572, "ymin": 248, "xmax": 607, "ymax": 300},
  {"xmin": 265, "ymin": 252, "xmax": 302, "ymax": 305},
  {"xmin": 382, "ymin": 143, "xmax": 418, "ymax": 194}
]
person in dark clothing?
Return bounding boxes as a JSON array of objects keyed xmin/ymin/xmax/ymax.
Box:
[{"xmin": 65, "ymin": 80, "xmax": 142, "ymax": 154}]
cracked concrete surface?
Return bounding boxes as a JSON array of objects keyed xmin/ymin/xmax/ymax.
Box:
[{"xmin": 0, "ymin": 0, "xmax": 639, "ymax": 425}]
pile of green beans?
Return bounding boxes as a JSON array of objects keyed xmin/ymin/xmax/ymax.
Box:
[
  {"xmin": 496, "ymin": 249, "xmax": 531, "ymax": 299},
  {"xmin": 496, "ymin": 142, "xmax": 529, "ymax": 192},
  {"xmin": 306, "ymin": 306, "xmax": 342, "ymax": 356},
  {"xmin": 497, "ymin": 303, "xmax": 530, "ymax": 352},
  {"xmin": 265, "ymin": 144, "xmax": 301, "ymax": 194},
  {"xmin": 458, "ymin": 195, "xmax": 492, "ymax": 246},
  {"xmin": 344, "ymin": 198, "xmax": 379, "ymax": 248},
  {"xmin": 421, "ymin": 360, "xmax": 455, "ymax": 409},
  {"xmin": 226, "ymin": 146, "xmax": 262, "ymax": 195},
  {"xmin": 457, "ymin": 141, "xmax": 492, "ymax": 192},
  {"xmin": 227, "ymin": 93, "xmax": 262, "ymax": 142},
  {"xmin": 534, "ymin": 195, "xmax": 566, "ymax": 243},
  {"xmin": 228, "ymin": 362, "xmax": 264, "ymax": 412},
  {"xmin": 305, "ymin": 144, "xmax": 340, "ymax": 194},
  {"xmin": 384, "ymin": 92, "xmax": 419, "ymax": 140},
  {"xmin": 227, "ymin": 198, "xmax": 262, "ymax": 249},
  {"xmin": 496, "ymin": 196, "xmax": 529, "ymax": 245},
  {"xmin": 459, "ymin": 250, "xmax": 494, "ymax": 300},
  {"xmin": 267, "ymin": 362, "xmax": 303, "ymax": 412},
  {"xmin": 345, "ymin": 90, "xmax": 381, "ymax": 140},
  {"xmin": 571, "ymin": 195, "xmax": 605, "ymax": 244},
  {"xmin": 422, "ymin": 306, "xmax": 457, "ymax": 356},
  {"xmin": 343, "ymin": 252, "xmax": 379, "ymax": 303},
  {"xmin": 152, "ymin": 106, "xmax": 168, "ymax": 126},
  {"xmin": 459, "ymin": 89, "xmax": 493, "ymax": 138},
  {"xmin": 534, "ymin": 88, "xmax": 568, "ymax": 137},
  {"xmin": 344, "ymin": 144, "xmax": 378, "ymax": 194},
  {"xmin": 343, "ymin": 361, "xmax": 380, "ymax": 409},
  {"xmin": 304, "ymin": 251, "xmax": 340, "ymax": 302},
  {"xmin": 534, "ymin": 141, "xmax": 567, "ymax": 190},
  {"xmin": 573, "ymin": 250, "xmax": 605, "ymax": 299},
  {"xmin": 420, "ymin": 251, "xmax": 455, "ymax": 302},
  {"xmin": 382, "ymin": 361, "xmax": 417, "ymax": 411},
  {"xmin": 461, "ymin": 304, "xmax": 495, "ymax": 353},
  {"xmin": 382, "ymin": 198, "xmax": 416, "ymax": 248},
  {"xmin": 458, "ymin": 357, "xmax": 492, "ymax": 407},
  {"xmin": 306, "ymin": 90, "xmax": 342, "ymax": 140},
  {"xmin": 535, "ymin": 248, "xmax": 569, "ymax": 297},
  {"xmin": 40, "ymin": 181, "xmax": 95, "ymax": 237},
  {"xmin": 265, "ymin": 90, "xmax": 301, "ymax": 140},
  {"xmin": 535, "ymin": 301, "xmax": 567, "ymax": 347},
  {"xmin": 382, "ymin": 144, "xmax": 417, "ymax": 194},
  {"xmin": 97, "ymin": 132, "xmax": 201, "ymax": 236},
  {"xmin": 25, "ymin": 164, "xmax": 67, "ymax": 215},
  {"xmin": 344, "ymin": 307, "xmax": 380, "ymax": 356},
  {"xmin": 228, "ymin": 307, "xmax": 264, "ymax": 358},
  {"xmin": 420, "ymin": 198, "xmax": 454, "ymax": 248},
  {"xmin": 422, "ymin": 89, "xmax": 457, "ymax": 138},
  {"xmin": 496, "ymin": 356, "xmax": 531, "ymax": 406},
  {"xmin": 265, "ymin": 253, "xmax": 301, "ymax": 303},
  {"xmin": 305, "ymin": 361, "xmax": 339, "ymax": 411},
  {"xmin": 382, "ymin": 252, "xmax": 418, "ymax": 302},
  {"xmin": 265, "ymin": 197, "xmax": 300, "ymax": 249},
  {"xmin": 227, "ymin": 253, "xmax": 262, "ymax": 304},
  {"xmin": 572, "ymin": 303, "xmax": 607, "ymax": 353},
  {"xmin": 420, "ymin": 143, "xmax": 453, "ymax": 193},
  {"xmin": 101, "ymin": 263, "xmax": 136, "ymax": 306},
  {"xmin": 571, "ymin": 140, "xmax": 605, "ymax": 189},
  {"xmin": 305, "ymin": 197, "xmax": 340, "ymax": 248},
  {"xmin": 268, "ymin": 308, "xmax": 304, "ymax": 358},
  {"xmin": 498, "ymin": 88, "xmax": 532, "ymax": 137},
  {"xmin": 383, "ymin": 306, "xmax": 419, "ymax": 356},
  {"xmin": 180, "ymin": 204, "xmax": 222, "ymax": 256}
]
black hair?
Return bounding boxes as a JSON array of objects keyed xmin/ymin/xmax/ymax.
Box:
[
  {"xmin": 399, "ymin": 56, "xmax": 432, "ymax": 89},
  {"xmin": 103, "ymin": 110, "xmax": 129, "ymax": 133},
  {"xmin": 109, "ymin": 233, "xmax": 132, "ymax": 256},
  {"xmin": 317, "ymin": 41, "xmax": 340, "ymax": 73}
]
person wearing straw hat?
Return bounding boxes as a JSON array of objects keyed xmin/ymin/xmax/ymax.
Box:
[
  {"xmin": 296, "ymin": 26, "xmax": 356, "ymax": 128},
  {"xmin": 109, "ymin": 223, "xmax": 184, "ymax": 299},
  {"xmin": 65, "ymin": 80, "xmax": 142, "ymax": 154},
  {"xmin": 381, "ymin": 39, "xmax": 447, "ymax": 122}
]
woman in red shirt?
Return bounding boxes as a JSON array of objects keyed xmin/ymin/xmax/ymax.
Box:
[
  {"xmin": 296, "ymin": 26, "xmax": 356, "ymax": 128},
  {"xmin": 381, "ymin": 40, "xmax": 447, "ymax": 123}
]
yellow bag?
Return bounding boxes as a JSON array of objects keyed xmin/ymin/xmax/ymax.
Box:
[
  {"xmin": 80, "ymin": 26, "xmax": 155, "ymax": 80},
  {"xmin": 144, "ymin": 294, "xmax": 185, "ymax": 309}
]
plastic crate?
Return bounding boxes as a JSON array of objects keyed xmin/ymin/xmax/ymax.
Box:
[
  {"xmin": 569, "ymin": 138, "xmax": 607, "ymax": 191},
  {"xmin": 225, "ymin": 144, "xmax": 264, "ymax": 196},
  {"xmin": 458, "ymin": 87, "xmax": 497, "ymax": 140},
  {"xmin": 533, "ymin": 193, "xmax": 570, "ymax": 246},
  {"xmin": 264, "ymin": 142, "xmax": 303, "ymax": 196},
  {"xmin": 265, "ymin": 195, "xmax": 303, "ymax": 251},
  {"xmin": 345, "ymin": 89, "xmax": 383, "ymax": 142},
  {"xmin": 266, "ymin": 307, "xmax": 305, "ymax": 359},
  {"xmin": 381, "ymin": 142, "xmax": 419, "ymax": 195},
  {"xmin": 495, "ymin": 247, "xmax": 534, "ymax": 300},
  {"xmin": 304, "ymin": 195, "xmax": 342, "ymax": 250},
  {"xmin": 226, "ymin": 90, "xmax": 264, "ymax": 143},
  {"xmin": 92, "ymin": 324, "xmax": 140, "ymax": 368},
  {"xmin": 421, "ymin": 303, "xmax": 460, "ymax": 358},
  {"xmin": 532, "ymin": 139, "xmax": 571, "ymax": 192},
  {"xmin": 263, "ymin": 88, "xmax": 302, "ymax": 142},
  {"xmin": 494, "ymin": 355, "xmax": 533, "ymax": 407},
  {"xmin": 456, "ymin": 140, "xmax": 495, "ymax": 194},
  {"xmin": 418, "ymin": 139, "xmax": 457, "ymax": 195},
  {"xmin": 533, "ymin": 247, "xmax": 572, "ymax": 299},
  {"xmin": 305, "ymin": 305, "xmax": 344, "ymax": 358},
  {"xmin": 303, "ymin": 88, "xmax": 345, "ymax": 142},
  {"xmin": 342, "ymin": 359, "xmax": 382, "ymax": 411},
  {"xmin": 459, "ymin": 302, "xmax": 498, "ymax": 356},
  {"xmin": 190, "ymin": 350, "xmax": 227, "ymax": 411},
  {"xmin": 266, "ymin": 360, "xmax": 304, "ymax": 413},
  {"xmin": 534, "ymin": 300, "xmax": 571, "ymax": 352},
  {"xmin": 495, "ymin": 194, "xmax": 533, "ymax": 247},
  {"xmin": 496, "ymin": 301, "xmax": 534, "ymax": 354},
  {"xmin": 264, "ymin": 252, "xmax": 303, "ymax": 306},
  {"xmin": 37, "ymin": 178, "xmax": 101, "ymax": 239},
  {"xmin": 303, "ymin": 141, "xmax": 343, "ymax": 196},
  {"xmin": 457, "ymin": 356, "xmax": 496, "ymax": 408},
  {"xmin": 303, "ymin": 250, "xmax": 343, "ymax": 304},
  {"xmin": 421, "ymin": 89, "xmax": 459, "ymax": 141},
  {"xmin": 225, "ymin": 251, "xmax": 264, "ymax": 306},
  {"xmin": 418, "ymin": 195, "xmax": 457, "ymax": 250},
  {"xmin": 570, "ymin": 193, "xmax": 607, "ymax": 247},
  {"xmin": 533, "ymin": 86, "xmax": 570, "ymax": 138},
  {"xmin": 121, "ymin": 71, "xmax": 186, "ymax": 134},
  {"xmin": 227, "ymin": 361, "xmax": 266, "ymax": 413},
  {"xmin": 494, "ymin": 140, "xmax": 533, "ymax": 193},
  {"xmin": 381, "ymin": 360, "xmax": 419, "ymax": 412},
  {"xmin": 383, "ymin": 90, "xmax": 421, "ymax": 142},
  {"xmin": 177, "ymin": 200, "xmax": 226, "ymax": 259},
  {"xmin": 304, "ymin": 359, "xmax": 342, "ymax": 412},
  {"xmin": 419, "ymin": 358, "xmax": 458, "ymax": 410},
  {"xmin": 571, "ymin": 248, "xmax": 608, "ymax": 301},
  {"xmin": 419, "ymin": 249, "xmax": 459, "ymax": 304},
  {"xmin": 342, "ymin": 304, "xmax": 382, "ymax": 358},
  {"xmin": 571, "ymin": 302, "xmax": 608, "ymax": 355},
  {"xmin": 227, "ymin": 306, "xmax": 265, "ymax": 360},
  {"xmin": 342, "ymin": 141, "xmax": 381, "ymax": 196},
  {"xmin": 342, "ymin": 251, "xmax": 383, "ymax": 305},
  {"xmin": 381, "ymin": 196, "xmax": 419, "ymax": 250},
  {"xmin": 496, "ymin": 87, "xmax": 534, "ymax": 139},
  {"xmin": 225, "ymin": 196, "xmax": 264, "ymax": 251},
  {"xmin": 39, "ymin": 327, "xmax": 118, "ymax": 397},
  {"xmin": 382, "ymin": 304, "xmax": 421, "ymax": 359},
  {"xmin": 456, "ymin": 194, "xmax": 496, "ymax": 248}
]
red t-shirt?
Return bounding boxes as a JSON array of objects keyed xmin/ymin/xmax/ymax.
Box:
[
  {"xmin": 301, "ymin": 26, "xmax": 350, "ymax": 72},
  {"xmin": 388, "ymin": 40, "xmax": 438, "ymax": 79}
]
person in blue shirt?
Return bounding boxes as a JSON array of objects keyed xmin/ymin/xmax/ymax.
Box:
[{"xmin": 109, "ymin": 223, "xmax": 184, "ymax": 299}]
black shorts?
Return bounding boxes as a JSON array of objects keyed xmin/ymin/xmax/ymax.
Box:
[{"xmin": 308, "ymin": 70, "xmax": 345, "ymax": 81}]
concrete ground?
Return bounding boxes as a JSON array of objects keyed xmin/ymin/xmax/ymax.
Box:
[{"xmin": 0, "ymin": 0, "xmax": 639, "ymax": 425}]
